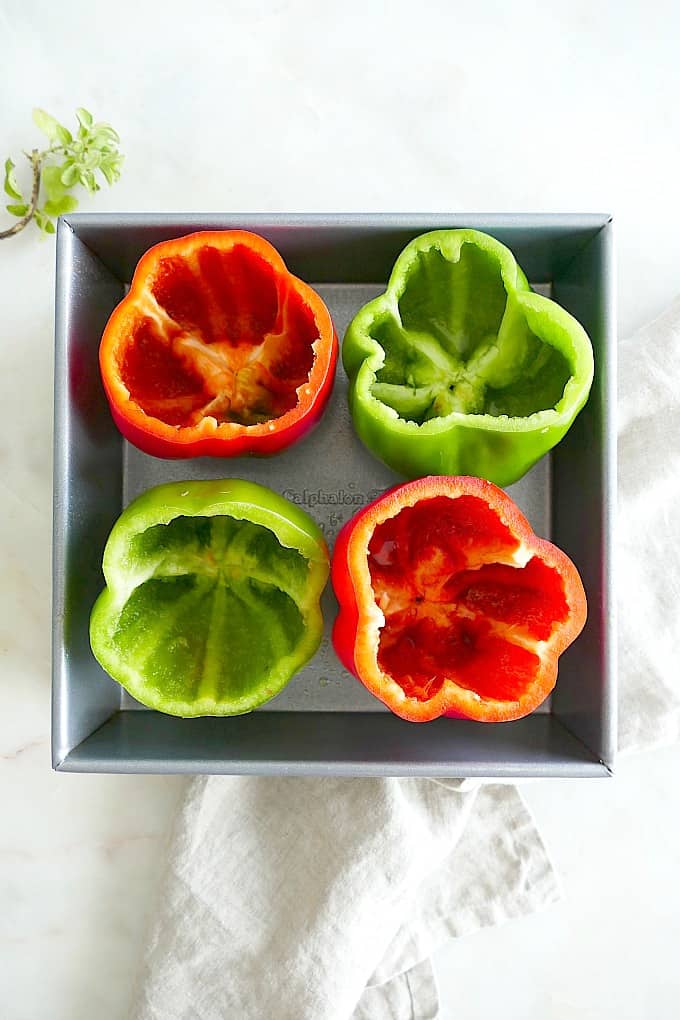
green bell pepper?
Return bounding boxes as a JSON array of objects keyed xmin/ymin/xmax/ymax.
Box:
[
  {"xmin": 89, "ymin": 479, "xmax": 329, "ymax": 717},
  {"xmin": 343, "ymin": 229, "xmax": 594, "ymax": 486}
]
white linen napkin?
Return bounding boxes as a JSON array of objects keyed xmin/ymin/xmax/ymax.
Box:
[
  {"xmin": 132, "ymin": 300, "xmax": 680, "ymax": 1020},
  {"xmin": 132, "ymin": 778, "xmax": 558, "ymax": 1020},
  {"xmin": 617, "ymin": 297, "xmax": 680, "ymax": 751}
]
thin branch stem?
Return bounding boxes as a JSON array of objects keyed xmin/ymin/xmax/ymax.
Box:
[{"xmin": 0, "ymin": 150, "xmax": 42, "ymax": 240}]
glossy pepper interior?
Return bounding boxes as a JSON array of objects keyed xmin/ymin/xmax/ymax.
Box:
[
  {"xmin": 89, "ymin": 479, "xmax": 330, "ymax": 717},
  {"xmin": 120, "ymin": 243, "xmax": 318, "ymax": 427},
  {"xmin": 331, "ymin": 476, "xmax": 588, "ymax": 723},
  {"xmin": 99, "ymin": 231, "xmax": 337, "ymax": 458},
  {"xmin": 114, "ymin": 514, "xmax": 309, "ymax": 703},
  {"xmin": 371, "ymin": 244, "xmax": 571, "ymax": 421},
  {"xmin": 342, "ymin": 229, "xmax": 594, "ymax": 486},
  {"xmin": 367, "ymin": 495, "xmax": 569, "ymax": 704}
]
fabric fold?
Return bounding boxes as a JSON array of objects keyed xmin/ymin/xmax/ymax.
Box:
[{"xmin": 131, "ymin": 777, "xmax": 556, "ymax": 1020}]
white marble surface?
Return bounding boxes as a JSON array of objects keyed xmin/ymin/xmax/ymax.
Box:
[{"xmin": 2, "ymin": 1, "xmax": 680, "ymax": 1016}]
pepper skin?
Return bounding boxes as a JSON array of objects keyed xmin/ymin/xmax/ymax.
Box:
[
  {"xmin": 90, "ymin": 479, "xmax": 329, "ymax": 717},
  {"xmin": 343, "ymin": 229, "xmax": 593, "ymax": 486},
  {"xmin": 99, "ymin": 231, "xmax": 337, "ymax": 458},
  {"xmin": 332, "ymin": 476, "xmax": 587, "ymax": 723}
]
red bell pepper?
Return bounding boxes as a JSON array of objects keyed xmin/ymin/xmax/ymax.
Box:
[
  {"xmin": 99, "ymin": 230, "xmax": 337, "ymax": 458},
  {"xmin": 332, "ymin": 476, "xmax": 587, "ymax": 723}
]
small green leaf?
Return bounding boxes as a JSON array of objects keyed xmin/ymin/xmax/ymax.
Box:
[
  {"xmin": 56, "ymin": 124, "xmax": 73, "ymax": 146},
  {"xmin": 42, "ymin": 164, "xmax": 67, "ymax": 201},
  {"xmin": 33, "ymin": 207, "xmax": 48, "ymax": 228},
  {"xmin": 92, "ymin": 124, "xmax": 120, "ymax": 144},
  {"xmin": 43, "ymin": 194, "xmax": 79, "ymax": 216},
  {"xmin": 34, "ymin": 208, "xmax": 56, "ymax": 234},
  {"xmin": 79, "ymin": 169, "xmax": 98, "ymax": 192},
  {"xmin": 99, "ymin": 163, "xmax": 116, "ymax": 186},
  {"xmin": 101, "ymin": 152, "xmax": 123, "ymax": 173},
  {"xmin": 3, "ymin": 158, "xmax": 24, "ymax": 201},
  {"xmin": 60, "ymin": 164, "xmax": 80, "ymax": 188},
  {"xmin": 76, "ymin": 107, "xmax": 93, "ymax": 129},
  {"xmin": 5, "ymin": 202, "xmax": 29, "ymax": 217},
  {"xmin": 32, "ymin": 108, "xmax": 60, "ymax": 141},
  {"xmin": 83, "ymin": 149, "xmax": 101, "ymax": 169}
]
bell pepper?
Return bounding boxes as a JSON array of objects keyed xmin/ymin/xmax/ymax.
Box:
[
  {"xmin": 332, "ymin": 476, "xmax": 586, "ymax": 723},
  {"xmin": 342, "ymin": 229, "xmax": 593, "ymax": 486},
  {"xmin": 99, "ymin": 230, "xmax": 337, "ymax": 458},
  {"xmin": 90, "ymin": 479, "xmax": 329, "ymax": 717}
]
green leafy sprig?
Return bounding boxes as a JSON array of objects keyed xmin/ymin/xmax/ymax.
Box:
[{"xmin": 2, "ymin": 107, "xmax": 123, "ymax": 239}]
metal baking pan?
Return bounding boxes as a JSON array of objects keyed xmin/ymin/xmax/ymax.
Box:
[{"xmin": 52, "ymin": 213, "xmax": 616, "ymax": 776}]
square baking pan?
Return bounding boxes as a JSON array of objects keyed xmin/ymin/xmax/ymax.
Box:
[{"xmin": 52, "ymin": 213, "xmax": 616, "ymax": 776}]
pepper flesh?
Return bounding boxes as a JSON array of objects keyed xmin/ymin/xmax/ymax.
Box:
[
  {"xmin": 332, "ymin": 476, "xmax": 587, "ymax": 722},
  {"xmin": 343, "ymin": 229, "xmax": 594, "ymax": 486},
  {"xmin": 90, "ymin": 479, "xmax": 329, "ymax": 717},
  {"xmin": 100, "ymin": 230, "xmax": 337, "ymax": 458}
]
